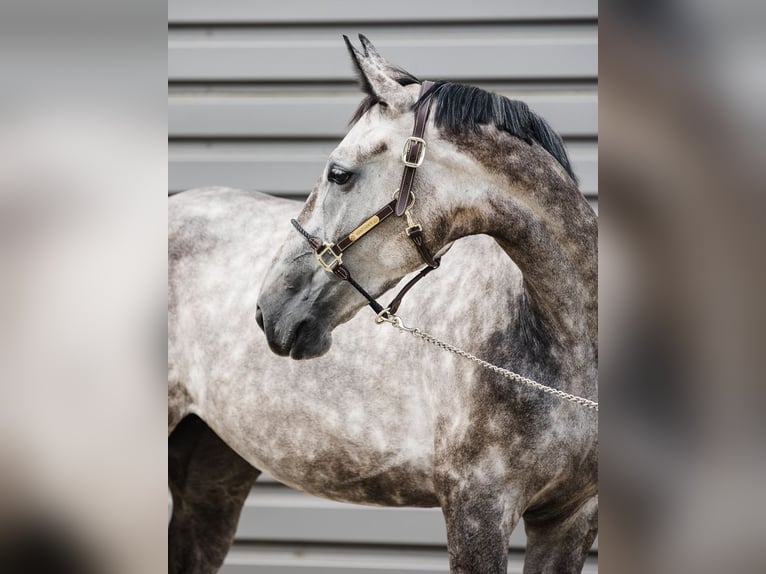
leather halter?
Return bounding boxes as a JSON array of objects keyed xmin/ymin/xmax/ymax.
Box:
[{"xmin": 291, "ymin": 81, "xmax": 440, "ymax": 318}]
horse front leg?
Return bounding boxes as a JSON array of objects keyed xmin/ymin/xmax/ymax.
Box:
[
  {"xmin": 436, "ymin": 471, "xmax": 521, "ymax": 573},
  {"xmin": 169, "ymin": 414, "xmax": 260, "ymax": 574},
  {"xmin": 522, "ymin": 495, "xmax": 598, "ymax": 574}
]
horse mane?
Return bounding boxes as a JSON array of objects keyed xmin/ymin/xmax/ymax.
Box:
[
  {"xmin": 420, "ymin": 82, "xmax": 577, "ymax": 184},
  {"xmin": 349, "ymin": 66, "xmax": 576, "ymax": 184}
]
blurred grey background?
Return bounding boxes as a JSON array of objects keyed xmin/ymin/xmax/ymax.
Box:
[{"xmin": 168, "ymin": 2, "xmax": 598, "ymax": 572}]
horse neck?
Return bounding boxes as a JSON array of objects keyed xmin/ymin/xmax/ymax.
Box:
[{"xmin": 444, "ymin": 133, "xmax": 598, "ymax": 370}]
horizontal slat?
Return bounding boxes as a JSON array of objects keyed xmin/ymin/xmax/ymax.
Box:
[
  {"xmin": 168, "ymin": 92, "xmax": 597, "ymax": 139},
  {"xmin": 168, "ymin": 24, "xmax": 597, "ymax": 45},
  {"xmin": 168, "ymin": 141, "xmax": 597, "ymax": 196},
  {"xmin": 221, "ymin": 544, "xmax": 599, "ymax": 574},
  {"xmin": 169, "ymin": 35, "xmax": 597, "ymax": 82},
  {"xmin": 237, "ymin": 486, "xmax": 453, "ymax": 546},
  {"xmin": 237, "ymin": 484, "xmax": 597, "ymax": 551},
  {"xmin": 169, "ymin": 1, "xmax": 598, "ymax": 24}
]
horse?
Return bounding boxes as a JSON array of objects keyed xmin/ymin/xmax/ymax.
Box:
[{"xmin": 169, "ymin": 35, "xmax": 597, "ymax": 574}]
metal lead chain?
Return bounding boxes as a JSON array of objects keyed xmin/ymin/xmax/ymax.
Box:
[{"xmin": 377, "ymin": 311, "xmax": 598, "ymax": 412}]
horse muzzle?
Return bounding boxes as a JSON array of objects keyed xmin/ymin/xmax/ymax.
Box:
[{"xmin": 255, "ymin": 298, "xmax": 333, "ymax": 360}]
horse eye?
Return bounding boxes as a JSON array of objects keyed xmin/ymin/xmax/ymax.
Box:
[{"xmin": 328, "ymin": 165, "xmax": 353, "ymax": 186}]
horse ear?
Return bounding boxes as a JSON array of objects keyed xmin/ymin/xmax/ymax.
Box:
[{"xmin": 343, "ymin": 35, "xmax": 412, "ymax": 111}]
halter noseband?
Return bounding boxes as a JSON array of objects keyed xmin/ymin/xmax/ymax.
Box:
[{"xmin": 290, "ymin": 81, "xmax": 440, "ymax": 319}]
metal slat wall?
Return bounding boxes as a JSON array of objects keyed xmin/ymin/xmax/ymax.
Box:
[{"xmin": 168, "ymin": 2, "xmax": 598, "ymax": 572}]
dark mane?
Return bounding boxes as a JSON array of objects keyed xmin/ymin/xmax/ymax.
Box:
[
  {"xmin": 349, "ymin": 71, "xmax": 577, "ymax": 184},
  {"xmin": 419, "ymin": 82, "xmax": 577, "ymax": 184}
]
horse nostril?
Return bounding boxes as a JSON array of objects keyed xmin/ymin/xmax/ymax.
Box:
[{"xmin": 255, "ymin": 305, "xmax": 264, "ymax": 330}]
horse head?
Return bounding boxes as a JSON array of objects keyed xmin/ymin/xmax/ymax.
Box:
[
  {"xmin": 256, "ymin": 36, "xmax": 468, "ymax": 358},
  {"xmin": 256, "ymin": 35, "xmax": 581, "ymax": 359}
]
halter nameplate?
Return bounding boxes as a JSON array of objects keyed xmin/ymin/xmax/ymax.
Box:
[{"xmin": 348, "ymin": 215, "xmax": 381, "ymax": 242}]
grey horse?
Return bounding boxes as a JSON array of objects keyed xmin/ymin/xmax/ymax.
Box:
[{"xmin": 169, "ymin": 36, "xmax": 597, "ymax": 573}]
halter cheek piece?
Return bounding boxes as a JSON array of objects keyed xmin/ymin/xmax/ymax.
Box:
[{"xmin": 291, "ymin": 81, "xmax": 440, "ymax": 320}]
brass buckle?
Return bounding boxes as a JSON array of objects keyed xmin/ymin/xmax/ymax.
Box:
[
  {"xmin": 316, "ymin": 244, "xmax": 342, "ymax": 272},
  {"xmin": 401, "ymin": 137, "xmax": 427, "ymax": 168}
]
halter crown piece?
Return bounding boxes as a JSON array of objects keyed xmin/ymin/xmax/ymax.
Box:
[{"xmin": 291, "ymin": 81, "xmax": 439, "ymax": 319}]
